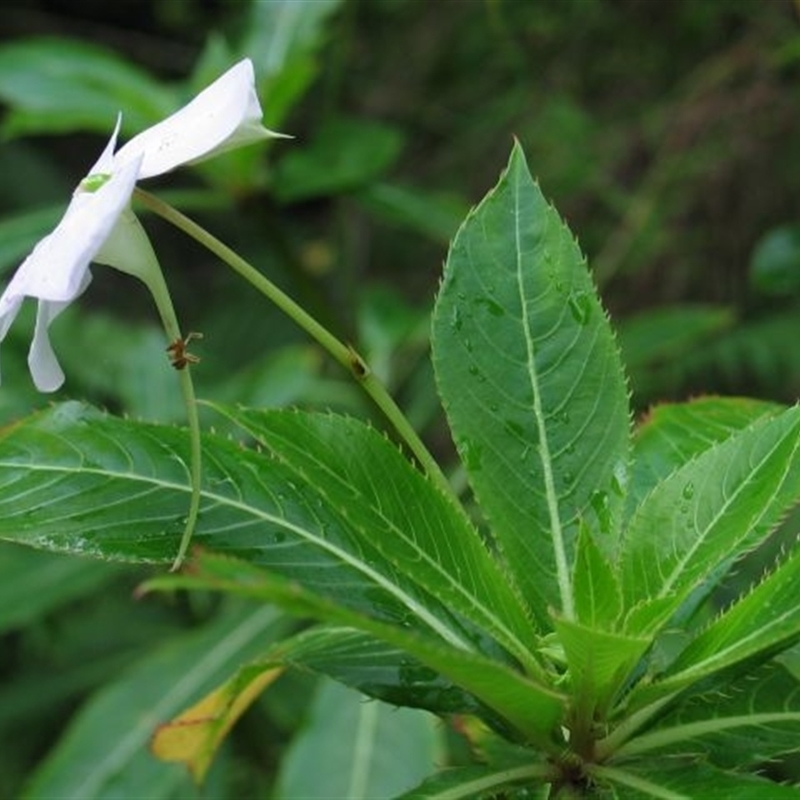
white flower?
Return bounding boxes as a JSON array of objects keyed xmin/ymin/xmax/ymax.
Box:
[{"xmin": 0, "ymin": 58, "xmax": 280, "ymax": 392}]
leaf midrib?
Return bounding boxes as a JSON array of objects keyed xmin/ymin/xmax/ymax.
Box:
[
  {"xmin": 513, "ymin": 176, "xmax": 572, "ymax": 620},
  {"xmin": 0, "ymin": 458, "xmax": 475, "ymax": 652},
  {"xmin": 250, "ymin": 420, "xmax": 538, "ymax": 669},
  {"xmin": 656, "ymin": 419, "xmax": 800, "ymax": 598}
]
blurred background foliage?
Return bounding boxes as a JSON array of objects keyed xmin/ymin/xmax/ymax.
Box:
[{"xmin": 1, "ymin": 0, "xmax": 799, "ymax": 797}]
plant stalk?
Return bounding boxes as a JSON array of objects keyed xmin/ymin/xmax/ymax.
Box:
[{"xmin": 134, "ymin": 188, "xmax": 453, "ymax": 500}]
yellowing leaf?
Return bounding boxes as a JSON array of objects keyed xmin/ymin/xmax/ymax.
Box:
[{"xmin": 151, "ymin": 662, "xmax": 283, "ymax": 783}]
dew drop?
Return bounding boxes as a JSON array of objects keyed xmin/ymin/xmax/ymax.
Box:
[
  {"xmin": 590, "ymin": 490, "xmax": 611, "ymax": 534},
  {"xmin": 474, "ymin": 296, "xmax": 504, "ymax": 317},
  {"xmin": 504, "ymin": 419, "xmax": 525, "ymax": 438},
  {"xmin": 460, "ymin": 439, "xmax": 484, "ymax": 471},
  {"xmin": 568, "ymin": 291, "xmax": 592, "ymax": 325},
  {"xmin": 611, "ymin": 461, "xmax": 628, "ymax": 497},
  {"xmin": 681, "ymin": 482, "xmax": 695, "ymax": 500}
]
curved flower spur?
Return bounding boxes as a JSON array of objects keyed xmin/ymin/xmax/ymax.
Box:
[{"xmin": 0, "ymin": 58, "xmax": 286, "ymax": 568}]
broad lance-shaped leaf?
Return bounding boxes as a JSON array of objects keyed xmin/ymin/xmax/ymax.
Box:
[
  {"xmin": 144, "ymin": 551, "xmax": 566, "ymax": 749},
  {"xmin": 630, "ymin": 544, "xmax": 800, "ymax": 709},
  {"xmin": 620, "ymin": 405, "xmax": 800, "ymax": 636},
  {"xmin": 152, "ymin": 623, "xmax": 520, "ymax": 784},
  {"xmin": 591, "ymin": 760, "xmax": 800, "ymax": 799},
  {"xmin": 572, "ymin": 522, "xmax": 623, "ymax": 630},
  {"xmin": 398, "ymin": 763, "xmax": 552, "ymax": 799},
  {"xmin": 207, "ymin": 404, "xmax": 539, "ymax": 674},
  {"xmin": 618, "ymin": 662, "xmax": 800, "ymax": 768},
  {"xmin": 0, "ymin": 402, "xmax": 507, "ymax": 662},
  {"xmin": 265, "ymin": 625, "xmax": 493, "ymax": 718},
  {"xmin": 432, "ymin": 141, "xmax": 630, "ymax": 624},
  {"xmin": 626, "ymin": 396, "xmax": 783, "ymax": 522}
]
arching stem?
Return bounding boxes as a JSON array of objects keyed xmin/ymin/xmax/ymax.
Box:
[{"xmin": 134, "ymin": 188, "xmax": 453, "ymax": 501}]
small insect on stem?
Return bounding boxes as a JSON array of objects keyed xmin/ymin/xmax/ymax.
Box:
[{"xmin": 166, "ymin": 332, "xmax": 203, "ymax": 370}]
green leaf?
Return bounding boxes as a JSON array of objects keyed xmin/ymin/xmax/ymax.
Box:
[
  {"xmin": 617, "ymin": 305, "xmax": 733, "ymax": 404},
  {"xmin": 0, "ymin": 403, "xmax": 497, "ymax": 660},
  {"xmin": 618, "ymin": 661, "xmax": 800, "ymax": 768},
  {"xmin": 144, "ymin": 552, "xmax": 566, "ymax": 749},
  {"xmin": 53, "ymin": 312, "xmax": 185, "ymax": 421},
  {"xmin": 266, "ymin": 625, "xmax": 489, "ymax": 719},
  {"xmin": 356, "ymin": 182, "xmax": 469, "ymax": 244},
  {"xmin": 432, "ymin": 141, "xmax": 630, "ymax": 624},
  {"xmin": 750, "ymin": 224, "xmax": 800, "ymax": 297},
  {"xmin": 592, "ymin": 760, "xmax": 800, "ymax": 799},
  {"xmin": 208, "ymin": 404, "xmax": 540, "ymax": 673},
  {"xmin": 572, "ymin": 523, "xmax": 623, "ymax": 630},
  {"xmin": 273, "ymin": 117, "xmax": 405, "ymax": 202},
  {"xmin": 275, "ymin": 679, "xmax": 442, "ymax": 800},
  {"xmin": 617, "ymin": 305, "xmax": 734, "ymax": 375},
  {"xmin": 0, "ymin": 543, "xmax": 123, "ymax": 634},
  {"xmin": 150, "ymin": 624, "xmax": 474, "ymax": 785},
  {"xmin": 620, "ymin": 406, "xmax": 800, "ymax": 636},
  {"xmin": 399, "ymin": 763, "xmax": 551, "ymax": 799},
  {"xmin": 633, "ymin": 545, "xmax": 800, "ymax": 706},
  {"xmin": 240, "ymin": 0, "xmax": 342, "ymax": 129},
  {"xmin": 627, "ymin": 396, "xmax": 783, "ymax": 519},
  {"xmin": 553, "ymin": 617, "xmax": 650, "ymax": 719},
  {"xmin": 357, "ymin": 285, "xmax": 430, "ymax": 387},
  {"xmin": 23, "ymin": 603, "xmax": 291, "ymax": 800},
  {"xmin": 0, "ymin": 38, "xmax": 174, "ymax": 138}
]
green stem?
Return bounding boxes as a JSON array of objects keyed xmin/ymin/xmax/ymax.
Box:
[
  {"xmin": 172, "ymin": 367, "xmax": 202, "ymax": 570},
  {"xmin": 141, "ymin": 261, "xmax": 203, "ymax": 571},
  {"xmin": 134, "ymin": 188, "xmax": 453, "ymax": 500}
]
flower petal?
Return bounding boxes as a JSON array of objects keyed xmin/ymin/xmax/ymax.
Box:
[
  {"xmin": 28, "ymin": 281, "xmax": 89, "ymax": 392},
  {"xmin": 0, "ymin": 155, "xmax": 141, "ymax": 309},
  {"xmin": 113, "ymin": 59, "xmax": 280, "ymax": 180},
  {"xmin": 94, "ymin": 207, "xmax": 161, "ymax": 282},
  {"xmin": 86, "ymin": 114, "xmax": 122, "ymax": 177},
  {"xmin": 0, "ymin": 154, "xmax": 143, "ymax": 389}
]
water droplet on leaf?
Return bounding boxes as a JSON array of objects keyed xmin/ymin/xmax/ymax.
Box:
[
  {"xmin": 611, "ymin": 461, "xmax": 628, "ymax": 496},
  {"xmin": 568, "ymin": 291, "xmax": 592, "ymax": 325},
  {"xmin": 590, "ymin": 490, "xmax": 611, "ymax": 534},
  {"xmin": 682, "ymin": 482, "xmax": 695, "ymax": 500},
  {"xmin": 474, "ymin": 296, "xmax": 504, "ymax": 317},
  {"xmin": 460, "ymin": 438, "xmax": 484, "ymax": 471}
]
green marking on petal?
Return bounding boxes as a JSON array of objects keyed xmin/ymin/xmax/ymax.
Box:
[{"xmin": 80, "ymin": 173, "xmax": 112, "ymax": 192}]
